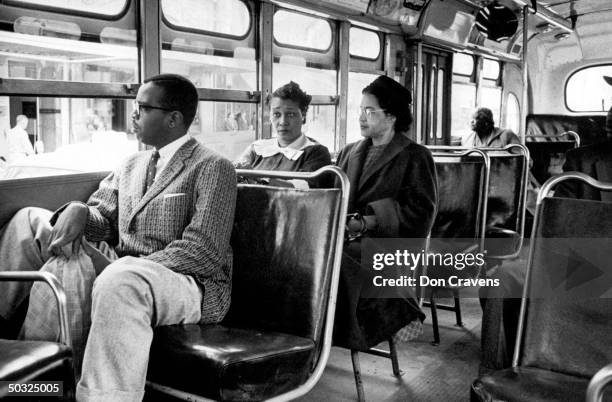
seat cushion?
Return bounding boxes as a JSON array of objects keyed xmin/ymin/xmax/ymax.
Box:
[
  {"xmin": 471, "ymin": 367, "xmax": 608, "ymax": 402},
  {"xmin": 0, "ymin": 339, "xmax": 71, "ymax": 382},
  {"xmin": 148, "ymin": 324, "xmax": 315, "ymax": 401}
]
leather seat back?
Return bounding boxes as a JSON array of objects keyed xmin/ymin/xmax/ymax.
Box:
[
  {"xmin": 223, "ymin": 185, "xmax": 342, "ymax": 342},
  {"xmin": 487, "ymin": 154, "xmax": 525, "ymax": 232},
  {"xmin": 431, "ymin": 156, "xmax": 487, "ymax": 240},
  {"xmin": 521, "ymin": 197, "xmax": 612, "ymax": 378},
  {"xmin": 0, "ymin": 172, "xmax": 109, "ymax": 228},
  {"xmin": 527, "ymin": 114, "xmax": 605, "ymax": 146}
]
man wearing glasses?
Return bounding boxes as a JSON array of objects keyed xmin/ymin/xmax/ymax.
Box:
[{"xmin": 0, "ymin": 74, "xmax": 237, "ymax": 401}]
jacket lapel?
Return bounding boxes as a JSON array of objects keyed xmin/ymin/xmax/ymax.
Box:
[
  {"xmin": 358, "ymin": 133, "xmax": 411, "ymax": 190},
  {"xmin": 346, "ymin": 140, "xmax": 369, "ymax": 208},
  {"xmin": 130, "ymin": 138, "xmax": 197, "ymax": 219}
]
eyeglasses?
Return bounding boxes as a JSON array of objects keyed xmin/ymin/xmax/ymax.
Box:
[
  {"xmin": 358, "ymin": 107, "xmax": 386, "ymax": 118},
  {"xmin": 132, "ymin": 100, "xmax": 174, "ymax": 118}
]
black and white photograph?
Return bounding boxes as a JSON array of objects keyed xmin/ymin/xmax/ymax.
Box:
[{"xmin": 0, "ymin": 0, "xmax": 611, "ymax": 401}]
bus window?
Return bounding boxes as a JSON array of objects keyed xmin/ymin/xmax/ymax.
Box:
[
  {"xmin": 192, "ymin": 102, "xmax": 256, "ymax": 161},
  {"xmin": 347, "ymin": 72, "xmax": 380, "ymax": 145},
  {"xmin": 453, "ymin": 53, "xmax": 474, "ymax": 76},
  {"xmin": 479, "ymin": 86, "xmax": 502, "ymax": 125},
  {"xmin": 349, "ymin": 27, "xmax": 381, "ymax": 60},
  {"xmin": 450, "ymin": 83, "xmax": 476, "ymax": 142},
  {"xmin": 162, "ymin": 0, "xmax": 250, "ymax": 37},
  {"xmin": 0, "ymin": 4, "xmax": 138, "ymax": 84},
  {"xmin": 436, "ymin": 68, "xmax": 445, "ymax": 139},
  {"xmin": 0, "ymin": 97, "xmax": 138, "ymax": 180},
  {"xmin": 273, "ymin": 10, "xmax": 332, "ymax": 51},
  {"xmin": 566, "ymin": 65, "xmax": 612, "ymax": 112},
  {"xmin": 272, "ymin": 10, "xmax": 336, "ymax": 96},
  {"xmin": 11, "ymin": 0, "xmax": 127, "ymax": 17},
  {"xmin": 270, "ymin": 105, "xmax": 336, "ymax": 153},
  {"xmin": 482, "ymin": 58, "xmax": 500, "ymax": 80},
  {"xmin": 160, "ymin": 0, "xmax": 256, "ymax": 91},
  {"xmin": 504, "ymin": 92, "xmax": 520, "ymax": 134}
]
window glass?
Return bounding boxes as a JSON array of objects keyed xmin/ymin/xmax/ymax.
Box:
[
  {"xmin": 273, "ymin": 10, "xmax": 332, "ymax": 51},
  {"xmin": 436, "ymin": 69, "xmax": 444, "ymax": 139},
  {"xmin": 13, "ymin": 0, "xmax": 126, "ymax": 16},
  {"xmin": 162, "ymin": 0, "xmax": 250, "ymax": 37},
  {"xmin": 0, "ymin": 97, "xmax": 138, "ymax": 180},
  {"xmin": 482, "ymin": 59, "xmax": 500, "ymax": 81},
  {"xmin": 0, "ymin": 15, "xmax": 137, "ymax": 84},
  {"xmin": 193, "ymin": 102, "xmax": 256, "ymax": 161},
  {"xmin": 347, "ymin": 72, "xmax": 380, "ymax": 145},
  {"xmin": 269, "ymin": 105, "xmax": 336, "ymax": 153},
  {"xmin": 450, "ymin": 83, "xmax": 476, "ymax": 142},
  {"xmin": 161, "ymin": 48, "xmax": 256, "ymax": 91},
  {"xmin": 566, "ymin": 65, "xmax": 612, "ymax": 112},
  {"xmin": 349, "ymin": 27, "xmax": 380, "ymax": 60},
  {"xmin": 453, "ymin": 53, "xmax": 474, "ymax": 76},
  {"xmin": 504, "ymin": 92, "xmax": 520, "ymax": 134},
  {"xmin": 273, "ymin": 60, "xmax": 336, "ymax": 96},
  {"xmin": 428, "ymin": 67, "xmax": 435, "ymax": 140},
  {"xmin": 479, "ymin": 86, "xmax": 502, "ymax": 125}
]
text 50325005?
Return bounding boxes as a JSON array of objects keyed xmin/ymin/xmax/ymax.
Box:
[{"xmin": 2, "ymin": 381, "xmax": 63, "ymax": 396}]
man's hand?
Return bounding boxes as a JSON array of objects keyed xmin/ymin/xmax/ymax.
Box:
[
  {"xmin": 81, "ymin": 239, "xmax": 112, "ymax": 275},
  {"xmin": 48, "ymin": 203, "xmax": 89, "ymax": 257}
]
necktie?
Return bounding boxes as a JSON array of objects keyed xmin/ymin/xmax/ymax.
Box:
[{"xmin": 144, "ymin": 150, "xmax": 160, "ymax": 194}]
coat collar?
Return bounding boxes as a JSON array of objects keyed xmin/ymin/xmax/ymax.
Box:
[{"xmin": 357, "ymin": 133, "xmax": 413, "ymax": 190}]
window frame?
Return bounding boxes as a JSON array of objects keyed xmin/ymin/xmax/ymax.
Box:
[
  {"xmin": 565, "ymin": 63, "xmax": 612, "ymax": 113},
  {"xmin": 5, "ymin": 0, "xmax": 130, "ymax": 21},
  {"xmin": 272, "ymin": 8, "xmax": 334, "ymax": 54},
  {"xmin": 160, "ymin": 0, "xmax": 253, "ymax": 41}
]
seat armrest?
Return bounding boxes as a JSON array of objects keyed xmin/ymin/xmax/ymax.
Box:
[
  {"xmin": 0, "ymin": 271, "xmax": 71, "ymax": 348},
  {"xmin": 587, "ymin": 363, "xmax": 612, "ymax": 402}
]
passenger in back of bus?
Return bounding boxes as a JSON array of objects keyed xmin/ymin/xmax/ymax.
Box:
[
  {"xmin": 0, "ymin": 74, "xmax": 236, "ymax": 402},
  {"xmin": 333, "ymin": 75, "xmax": 437, "ymax": 350},
  {"xmin": 233, "ymin": 81, "xmax": 331, "ymax": 188},
  {"xmin": 462, "ymin": 107, "xmax": 520, "ymax": 148}
]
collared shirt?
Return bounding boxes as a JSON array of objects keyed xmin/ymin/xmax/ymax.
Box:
[
  {"xmin": 251, "ymin": 134, "xmax": 315, "ymax": 160},
  {"xmin": 153, "ymin": 134, "xmax": 191, "ymax": 180},
  {"xmin": 7, "ymin": 126, "xmax": 34, "ymax": 160},
  {"xmin": 461, "ymin": 127, "xmax": 520, "ymax": 148}
]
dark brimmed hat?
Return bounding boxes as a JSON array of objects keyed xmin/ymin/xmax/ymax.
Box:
[
  {"xmin": 604, "ymin": 76, "xmax": 612, "ymax": 86},
  {"xmin": 363, "ymin": 75, "xmax": 413, "ymax": 132},
  {"xmin": 365, "ymin": 75, "xmax": 412, "ymax": 106}
]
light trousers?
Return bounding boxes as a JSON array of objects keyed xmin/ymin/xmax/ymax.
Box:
[{"xmin": 0, "ymin": 207, "xmax": 203, "ymax": 402}]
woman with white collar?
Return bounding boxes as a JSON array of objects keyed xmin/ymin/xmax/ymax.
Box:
[{"xmin": 234, "ymin": 81, "xmax": 331, "ymax": 188}]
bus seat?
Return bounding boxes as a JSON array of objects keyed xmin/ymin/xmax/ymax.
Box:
[
  {"xmin": 472, "ymin": 173, "xmax": 612, "ymax": 402},
  {"xmin": 146, "ymin": 167, "xmax": 348, "ymax": 401},
  {"xmin": 425, "ymin": 149, "xmax": 489, "ymax": 345},
  {"xmin": 479, "ymin": 145, "xmax": 530, "ymax": 260},
  {"xmin": 0, "ymin": 271, "xmax": 74, "ymax": 400},
  {"xmin": 527, "ymin": 114, "xmax": 605, "ymax": 147},
  {"xmin": 0, "ymin": 172, "xmax": 109, "ymax": 229}
]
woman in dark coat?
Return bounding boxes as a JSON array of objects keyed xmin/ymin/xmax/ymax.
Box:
[{"xmin": 334, "ymin": 75, "xmax": 438, "ymax": 350}]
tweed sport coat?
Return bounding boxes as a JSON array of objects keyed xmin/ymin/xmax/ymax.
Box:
[{"xmin": 66, "ymin": 138, "xmax": 237, "ymax": 323}]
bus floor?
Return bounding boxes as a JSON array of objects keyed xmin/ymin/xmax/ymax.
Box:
[
  {"xmin": 300, "ymin": 245, "xmax": 531, "ymax": 402},
  {"xmin": 299, "ymin": 296, "xmax": 483, "ymax": 402}
]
